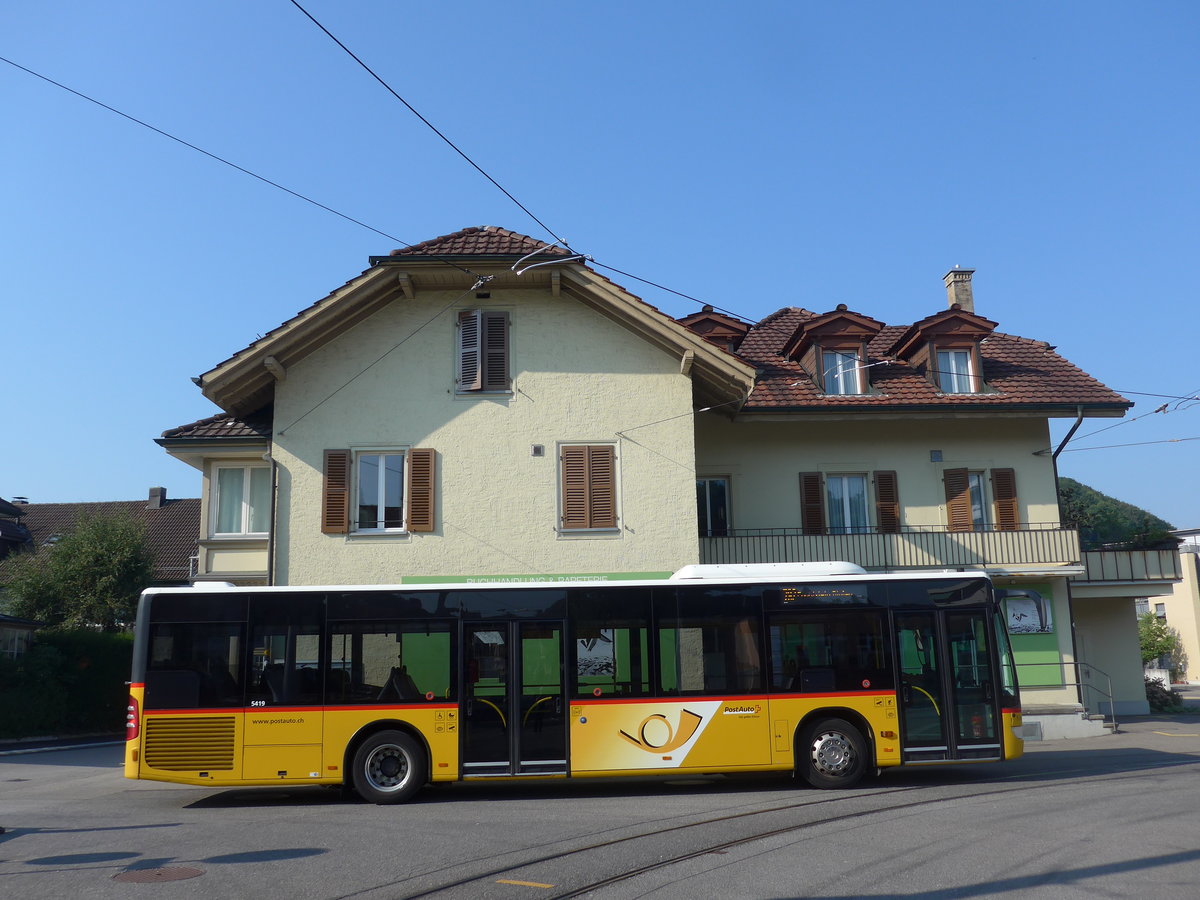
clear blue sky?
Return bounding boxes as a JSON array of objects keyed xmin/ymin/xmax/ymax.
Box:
[{"xmin": 3, "ymin": 1, "xmax": 1197, "ymax": 527}]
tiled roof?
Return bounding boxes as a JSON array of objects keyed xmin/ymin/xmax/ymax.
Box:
[
  {"xmin": 161, "ymin": 410, "xmax": 273, "ymax": 440},
  {"xmin": 14, "ymin": 495, "xmax": 201, "ymax": 585},
  {"xmin": 736, "ymin": 307, "xmax": 1129, "ymax": 411},
  {"xmin": 387, "ymin": 225, "xmax": 572, "ymax": 259}
]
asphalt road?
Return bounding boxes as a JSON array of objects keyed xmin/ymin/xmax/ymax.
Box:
[{"xmin": 2, "ymin": 716, "xmax": 1199, "ymax": 899}]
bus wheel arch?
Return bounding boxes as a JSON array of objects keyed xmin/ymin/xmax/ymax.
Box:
[
  {"xmin": 345, "ymin": 721, "xmax": 430, "ymax": 804},
  {"xmin": 795, "ymin": 710, "xmax": 873, "ymax": 789}
]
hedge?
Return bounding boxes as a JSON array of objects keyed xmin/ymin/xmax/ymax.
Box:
[{"xmin": 0, "ymin": 630, "xmax": 133, "ymax": 739}]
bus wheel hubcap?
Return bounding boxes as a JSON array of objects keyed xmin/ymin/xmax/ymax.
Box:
[
  {"xmin": 369, "ymin": 748, "xmax": 408, "ymax": 789},
  {"xmin": 812, "ymin": 732, "xmax": 853, "ymax": 775}
]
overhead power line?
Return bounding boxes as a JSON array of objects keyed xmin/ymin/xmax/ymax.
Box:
[
  {"xmin": 0, "ymin": 54, "xmax": 484, "ymax": 280},
  {"xmin": 288, "ymin": 0, "xmax": 570, "ymax": 249}
]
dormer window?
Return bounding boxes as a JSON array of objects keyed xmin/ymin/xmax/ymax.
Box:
[
  {"xmin": 821, "ymin": 349, "xmax": 863, "ymax": 395},
  {"xmin": 936, "ymin": 349, "xmax": 975, "ymax": 393}
]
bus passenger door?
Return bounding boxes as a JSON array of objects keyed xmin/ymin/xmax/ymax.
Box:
[
  {"xmin": 462, "ymin": 621, "xmax": 566, "ymax": 777},
  {"xmin": 895, "ymin": 610, "xmax": 1002, "ymax": 762},
  {"xmin": 894, "ymin": 612, "xmax": 948, "ymax": 761}
]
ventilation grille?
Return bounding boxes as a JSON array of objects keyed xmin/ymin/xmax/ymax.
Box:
[{"xmin": 144, "ymin": 716, "xmax": 236, "ymax": 771}]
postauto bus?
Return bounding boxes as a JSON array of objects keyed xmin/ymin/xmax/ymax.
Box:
[{"xmin": 124, "ymin": 563, "xmax": 1023, "ymax": 802}]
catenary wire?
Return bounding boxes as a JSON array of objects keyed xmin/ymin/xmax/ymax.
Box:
[
  {"xmin": 288, "ymin": 0, "xmax": 570, "ymax": 250},
  {"xmin": 0, "ymin": 54, "xmax": 486, "ymax": 281}
]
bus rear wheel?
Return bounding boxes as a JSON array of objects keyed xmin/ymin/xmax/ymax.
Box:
[
  {"xmin": 798, "ymin": 718, "xmax": 867, "ymax": 789},
  {"xmin": 351, "ymin": 731, "xmax": 426, "ymax": 804}
]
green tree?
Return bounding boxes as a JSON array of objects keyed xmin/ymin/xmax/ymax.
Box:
[
  {"xmin": 1138, "ymin": 611, "xmax": 1180, "ymax": 666},
  {"xmin": 0, "ymin": 513, "xmax": 154, "ymax": 630},
  {"xmin": 1058, "ymin": 477, "xmax": 1176, "ymax": 550}
]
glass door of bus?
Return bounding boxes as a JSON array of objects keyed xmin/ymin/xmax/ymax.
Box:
[
  {"xmin": 894, "ymin": 610, "xmax": 1001, "ymax": 762},
  {"xmin": 462, "ymin": 621, "xmax": 566, "ymax": 777}
]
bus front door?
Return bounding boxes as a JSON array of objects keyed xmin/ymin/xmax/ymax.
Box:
[
  {"xmin": 462, "ymin": 621, "xmax": 566, "ymax": 777},
  {"xmin": 895, "ymin": 610, "xmax": 1002, "ymax": 763}
]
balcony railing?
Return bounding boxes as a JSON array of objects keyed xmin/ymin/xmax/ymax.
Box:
[
  {"xmin": 699, "ymin": 523, "xmax": 1080, "ymax": 571},
  {"xmin": 1077, "ymin": 549, "xmax": 1182, "ymax": 583}
]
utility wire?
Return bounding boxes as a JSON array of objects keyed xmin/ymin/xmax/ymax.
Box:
[
  {"xmin": 0, "ymin": 53, "xmax": 485, "ymax": 281},
  {"xmin": 1059, "ymin": 437, "xmax": 1200, "ymax": 453},
  {"xmin": 276, "ymin": 280, "xmax": 486, "ymax": 435},
  {"xmin": 289, "ymin": 0, "xmax": 569, "ymax": 249}
]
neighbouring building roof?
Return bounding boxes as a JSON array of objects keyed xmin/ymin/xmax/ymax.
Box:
[
  {"xmin": 14, "ymin": 490, "xmax": 200, "ymax": 585},
  {"xmin": 730, "ymin": 307, "xmax": 1130, "ymax": 414}
]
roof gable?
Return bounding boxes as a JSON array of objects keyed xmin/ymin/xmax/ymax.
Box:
[{"xmin": 198, "ymin": 227, "xmax": 756, "ymax": 415}]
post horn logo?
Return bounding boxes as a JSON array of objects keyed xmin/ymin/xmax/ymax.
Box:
[{"xmin": 619, "ymin": 709, "xmax": 704, "ymax": 753}]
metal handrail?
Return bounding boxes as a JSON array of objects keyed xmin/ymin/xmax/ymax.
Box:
[{"xmin": 1015, "ymin": 660, "xmax": 1118, "ymax": 733}]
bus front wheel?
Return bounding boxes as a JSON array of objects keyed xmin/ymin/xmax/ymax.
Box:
[
  {"xmin": 798, "ymin": 718, "xmax": 867, "ymax": 789},
  {"xmin": 351, "ymin": 731, "xmax": 426, "ymax": 804}
]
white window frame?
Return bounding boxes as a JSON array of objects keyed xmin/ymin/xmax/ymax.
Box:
[
  {"xmin": 936, "ymin": 349, "xmax": 975, "ymax": 393},
  {"xmin": 967, "ymin": 471, "xmax": 988, "ymax": 529},
  {"xmin": 826, "ymin": 473, "xmax": 870, "ymax": 534},
  {"xmin": 354, "ymin": 449, "xmax": 408, "ymax": 534},
  {"xmin": 210, "ymin": 465, "xmax": 271, "ymax": 538},
  {"xmin": 821, "ymin": 349, "xmax": 862, "ymax": 395}
]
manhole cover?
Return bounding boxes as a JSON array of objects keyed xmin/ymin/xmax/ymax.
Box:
[{"xmin": 113, "ymin": 867, "xmax": 204, "ymax": 883}]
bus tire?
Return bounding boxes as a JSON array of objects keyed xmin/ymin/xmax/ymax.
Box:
[
  {"xmin": 798, "ymin": 718, "xmax": 867, "ymax": 789},
  {"xmin": 351, "ymin": 731, "xmax": 426, "ymax": 804}
]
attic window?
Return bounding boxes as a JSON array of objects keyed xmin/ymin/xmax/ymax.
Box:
[
  {"xmin": 936, "ymin": 349, "xmax": 977, "ymax": 394},
  {"xmin": 821, "ymin": 349, "xmax": 863, "ymax": 395},
  {"xmin": 457, "ymin": 309, "xmax": 510, "ymax": 392}
]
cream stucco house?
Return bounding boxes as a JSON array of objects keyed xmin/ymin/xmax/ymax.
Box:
[{"xmin": 160, "ymin": 225, "xmax": 1177, "ymax": 731}]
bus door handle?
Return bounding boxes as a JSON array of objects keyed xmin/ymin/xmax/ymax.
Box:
[
  {"xmin": 466, "ymin": 698, "xmax": 473, "ymax": 717},
  {"xmin": 555, "ymin": 696, "xmax": 562, "ymax": 716}
]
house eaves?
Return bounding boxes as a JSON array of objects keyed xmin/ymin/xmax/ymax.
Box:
[{"xmin": 199, "ymin": 256, "xmax": 756, "ymax": 416}]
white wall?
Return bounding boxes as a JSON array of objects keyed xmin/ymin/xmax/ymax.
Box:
[
  {"xmin": 695, "ymin": 415, "xmax": 1059, "ymax": 531},
  {"xmin": 270, "ymin": 288, "xmax": 699, "ymax": 584}
]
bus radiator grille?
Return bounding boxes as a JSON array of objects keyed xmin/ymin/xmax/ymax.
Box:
[{"xmin": 144, "ymin": 716, "xmax": 236, "ymax": 771}]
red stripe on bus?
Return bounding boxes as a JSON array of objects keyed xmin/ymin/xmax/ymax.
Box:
[
  {"xmin": 143, "ymin": 703, "xmax": 457, "ymax": 716},
  {"xmin": 1002, "ymin": 708, "xmax": 1022, "ymax": 714},
  {"xmin": 129, "ymin": 683, "xmax": 144, "ymax": 689}
]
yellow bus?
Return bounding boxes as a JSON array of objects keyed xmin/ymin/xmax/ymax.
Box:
[{"xmin": 124, "ymin": 563, "xmax": 1023, "ymax": 803}]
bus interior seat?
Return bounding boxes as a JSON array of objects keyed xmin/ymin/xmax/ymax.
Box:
[{"xmin": 378, "ymin": 665, "xmax": 421, "ymax": 701}]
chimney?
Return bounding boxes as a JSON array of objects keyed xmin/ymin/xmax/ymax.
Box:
[
  {"xmin": 943, "ymin": 267, "xmax": 975, "ymax": 312},
  {"xmin": 148, "ymin": 486, "xmax": 167, "ymax": 509}
]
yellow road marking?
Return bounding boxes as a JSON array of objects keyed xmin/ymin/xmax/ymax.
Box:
[
  {"xmin": 496, "ymin": 879, "xmax": 555, "ymax": 889},
  {"xmin": 1152, "ymin": 731, "xmax": 1200, "ymax": 737}
]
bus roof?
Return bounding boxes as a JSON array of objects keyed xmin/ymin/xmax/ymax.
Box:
[{"xmin": 142, "ymin": 564, "xmax": 991, "ymax": 596}]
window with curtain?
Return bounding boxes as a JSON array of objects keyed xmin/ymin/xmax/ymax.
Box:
[{"xmin": 213, "ymin": 466, "xmax": 271, "ymax": 536}]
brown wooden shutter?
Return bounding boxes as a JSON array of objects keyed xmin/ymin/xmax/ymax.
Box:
[
  {"xmin": 406, "ymin": 448, "xmax": 436, "ymax": 533},
  {"xmin": 587, "ymin": 445, "xmax": 617, "ymax": 529},
  {"xmin": 943, "ymin": 467, "xmax": 972, "ymax": 532},
  {"xmin": 799, "ymin": 472, "xmax": 825, "ymax": 535},
  {"xmin": 481, "ymin": 311, "xmax": 509, "ymax": 390},
  {"xmin": 322, "ymin": 449, "xmax": 351, "ymax": 534},
  {"xmin": 458, "ymin": 310, "xmax": 482, "ymax": 391},
  {"xmin": 873, "ymin": 470, "xmax": 900, "ymax": 533},
  {"xmin": 561, "ymin": 445, "xmax": 616, "ymax": 529},
  {"xmin": 991, "ymin": 468, "xmax": 1020, "ymax": 532}
]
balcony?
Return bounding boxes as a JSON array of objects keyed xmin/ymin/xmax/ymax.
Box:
[
  {"xmin": 699, "ymin": 523, "xmax": 1080, "ymax": 572},
  {"xmin": 1077, "ymin": 549, "xmax": 1182, "ymax": 583}
]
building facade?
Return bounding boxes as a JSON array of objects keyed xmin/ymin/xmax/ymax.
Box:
[{"xmin": 160, "ymin": 226, "xmax": 1174, "ymax": 730}]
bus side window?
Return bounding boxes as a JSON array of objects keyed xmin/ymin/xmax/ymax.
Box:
[
  {"xmin": 768, "ymin": 611, "xmax": 893, "ymax": 693},
  {"xmin": 145, "ymin": 622, "xmax": 244, "ymax": 709}
]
